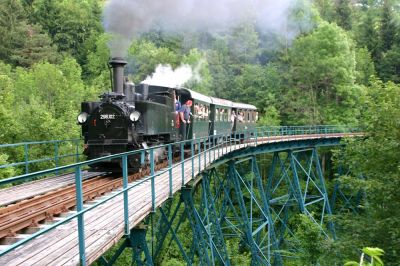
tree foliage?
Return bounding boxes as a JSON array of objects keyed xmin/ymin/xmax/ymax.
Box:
[
  {"xmin": 335, "ymin": 79, "xmax": 400, "ymax": 264},
  {"xmin": 284, "ymin": 22, "xmax": 361, "ymax": 125}
]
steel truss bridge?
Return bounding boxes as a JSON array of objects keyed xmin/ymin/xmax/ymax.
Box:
[{"xmin": 0, "ymin": 126, "xmax": 362, "ymax": 265}]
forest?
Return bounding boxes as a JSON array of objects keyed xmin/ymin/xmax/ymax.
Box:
[{"xmin": 0, "ymin": 0, "xmax": 399, "ymax": 265}]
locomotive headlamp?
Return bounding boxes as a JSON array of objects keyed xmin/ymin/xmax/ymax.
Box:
[
  {"xmin": 77, "ymin": 112, "xmax": 88, "ymax": 124},
  {"xmin": 129, "ymin": 111, "xmax": 141, "ymax": 122}
]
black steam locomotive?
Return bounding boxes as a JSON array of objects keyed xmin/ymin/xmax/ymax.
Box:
[{"xmin": 77, "ymin": 57, "xmax": 257, "ymax": 170}]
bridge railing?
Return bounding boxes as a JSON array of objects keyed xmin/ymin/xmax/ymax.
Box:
[
  {"xmin": 0, "ymin": 139, "xmax": 83, "ymax": 178},
  {"xmin": 256, "ymin": 125, "xmax": 358, "ymax": 136},
  {"xmin": 0, "ymin": 126, "xmax": 359, "ymax": 264},
  {"xmin": 0, "ymin": 125, "xmax": 359, "ymax": 179}
]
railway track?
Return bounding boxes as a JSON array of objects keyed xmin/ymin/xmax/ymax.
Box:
[{"xmin": 0, "ymin": 159, "xmax": 172, "ymax": 244}]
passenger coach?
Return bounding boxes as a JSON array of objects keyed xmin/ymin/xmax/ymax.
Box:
[{"xmin": 175, "ymin": 88, "xmax": 258, "ymax": 140}]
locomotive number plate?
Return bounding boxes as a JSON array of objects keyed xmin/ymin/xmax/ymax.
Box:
[{"xmin": 100, "ymin": 114, "xmax": 116, "ymax": 120}]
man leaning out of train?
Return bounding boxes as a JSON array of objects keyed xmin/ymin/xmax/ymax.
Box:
[{"xmin": 179, "ymin": 100, "xmax": 192, "ymax": 140}]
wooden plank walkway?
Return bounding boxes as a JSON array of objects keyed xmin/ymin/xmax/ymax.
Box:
[
  {"xmin": 0, "ymin": 171, "xmax": 105, "ymax": 207},
  {"xmin": 0, "ymin": 133, "xmax": 359, "ymax": 265}
]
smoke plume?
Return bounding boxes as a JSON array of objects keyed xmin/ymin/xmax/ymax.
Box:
[
  {"xmin": 103, "ymin": 0, "xmax": 309, "ymax": 57},
  {"xmin": 141, "ymin": 64, "xmax": 201, "ymax": 88}
]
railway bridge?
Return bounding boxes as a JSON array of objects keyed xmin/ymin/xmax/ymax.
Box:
[{"xmin": 0, "ymin": 126, "xmax": 362, "ymax": 265}]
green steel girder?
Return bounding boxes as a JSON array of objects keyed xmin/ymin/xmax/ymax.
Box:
[
  {"xmin": 99, "ymin": 225, "xmax": 153, "ymax": 266},
  {"xmin": 153, "ymin": 199, "xmax": 192, "ymax": 265},
  {"xmin": 129, "ymin": 227, "xmax": 154, "ymax": 266},
  {"xmin": 209, "ymin": 138, "xmax": 343, "ymax": 170},
  {"xmin": 226, "ymin": 159, "xmax": 282, "ymax": 266},
  {"xmin": 200, "ymin": 173, "xmax": 231, "ymax": 264},
  {"xmin": 265, "ymin": 148, "xmax": 336, "ymax": 242},
  {"xmin": 101, "ymin": 139, "xmax": 344, "ymax": 266},
  {"xmin": 181, "ymin": 184, "xmax": 230, "ymax": 266}
]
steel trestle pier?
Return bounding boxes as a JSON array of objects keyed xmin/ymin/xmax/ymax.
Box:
[{"xmin": 0, "ymin": 126, "xmax": 362, "ymax": 265}]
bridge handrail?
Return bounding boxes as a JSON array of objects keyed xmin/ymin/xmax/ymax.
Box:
[
  {"xmin": 0, "ymin": 138, "xmax": 83, "ymax": 176},
  {"xmin": 0, "ymin": 125, "xmax": 358, "ymax": 178},
  {"xmin": 0, "ymin": 125, "xmax": 359, "ymax": 264},
  {"xmin": 0, "ymin": 125, "xmax": 358, "ymax": 184}
]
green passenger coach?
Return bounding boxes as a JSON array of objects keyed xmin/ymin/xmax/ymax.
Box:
[{"xmin": 175, "ymin": 88, "xmax": 258, "ymax": 141}]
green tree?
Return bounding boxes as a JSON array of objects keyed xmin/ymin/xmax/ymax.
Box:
[
  {"xmin": 232, "ymin": 64, "xmax": 282, "ymax": 125},
  {"xmin": 206, "ymin": 36, "xmax": 235, "ymax": 98},
  {"xmin": 11, "ymin": 23, "xmax": 59, "ymax": 67},
  {"xmin": 378, "ymin": 45, "xmax": 400, "ymax": 83},
  {"xmin": 85, "ymin": 33, "xmax": 111, "ymax": 94},
  {"xmin": 32, "ymin": 0, "xmax": 103, "ymax": 65},
  {"xmin": 380, "ymin": 0, "xmax": 397, "ymax": 52},
  {"xmin": 228, "ymin": 23, "xmax": 260, "ymax": 64},
  {"xmin": 335, "ymin": 0, "xmax": 353, "ymax": 30},
  {"xmin": 128, "ymin": 40, "xmax": 180, "ymax": 84},
  {"xmin": 0, "ymin": 0, "xmax": 29, "ymax": 64},
  {"xmin": 337, "ymin": 79, "xmax": 400, "ymax": 264},
  {"xmin": 0, "ymin": 62, "xmax": 20, "ymax": 143},
  {"xmin": 292, "ymin": 214, "xmax": 334, "ymax": 265},
  {"xmin": 182, "ymin": 48, "xmax": 213, "ymax": 95},
  {"xmin": 284, "ymin": 22, "xmax": 362, "ymax": 125},
  {"xmin": 11, "ymin": 57, "xmax": 86, "ymax": 141},
  {"xmin": 313, "ymin": 0, "xmax": 336, "ymax": 22},
  {"xmin": 353, "ymin": 4, "xmax": 381, "ymax": 61},
  {"xmin": 355, "ymin": 47, "xmax": 376, "ymax": 85}
]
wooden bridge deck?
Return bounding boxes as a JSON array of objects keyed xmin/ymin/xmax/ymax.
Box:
[{"xmin": 0, "ymin": 133, "xmax": 359, "ymax": 265}]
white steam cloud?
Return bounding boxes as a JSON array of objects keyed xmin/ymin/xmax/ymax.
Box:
[
  {"xmin": 103, "ymin": 0, "xmax": 309, "ymax": 57},
  {"xmin": 141, "ymin": 64, "xmax": 201, "ymax": 88}
]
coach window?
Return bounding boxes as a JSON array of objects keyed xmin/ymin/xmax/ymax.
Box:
[{"xmin": 216, "ymin": 108, "xmax": 219, "ymax": 121}]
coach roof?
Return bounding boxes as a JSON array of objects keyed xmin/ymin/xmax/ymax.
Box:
[
  {"xmin": 178, "ymin": 88, "xmax": 212, "ymax": 104},
  {"xmin": 232, "ymin": 102, "xmax": 257, "ymax": 110}
]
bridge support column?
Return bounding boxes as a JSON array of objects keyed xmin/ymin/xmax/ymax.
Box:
[
  {"xmin": 152, "ymin": 199, "xmax": 192, "ymax": 265},
  {"xmin": 181, "ymin": 176, "xmax": 231, "ymax": 265},
  {"xmin": 129, "ymin": 226, "xmax": 153, "ymax": 265},
  {"xmin": 224, "ymin": 159, "xmax": 281, "ymax": 265},
  {"xmin": 99, "ymin": 225, "xmax": 153, "ymax": 266}
]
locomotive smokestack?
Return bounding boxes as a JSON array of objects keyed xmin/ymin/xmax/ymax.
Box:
[{"xmin": 109, "ymin": 57, "xmax": 127, "ymax": 94}]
